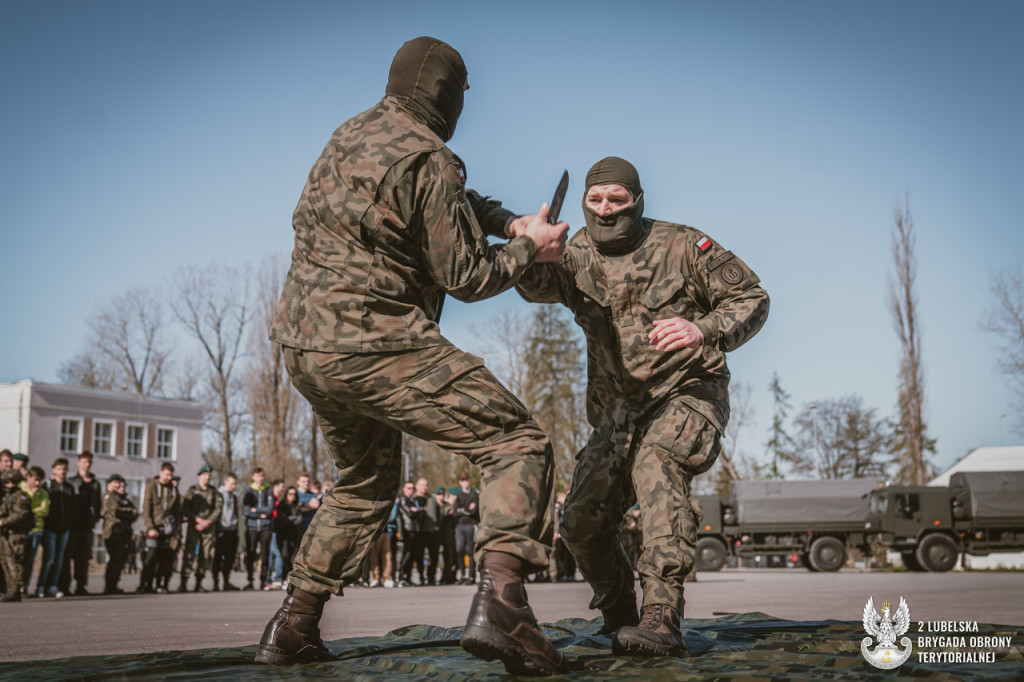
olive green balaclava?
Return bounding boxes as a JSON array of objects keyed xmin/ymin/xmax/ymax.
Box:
[
  {"xmin": 583, "ymin": 156, "xmax": 646, "ymax": 255},
  {"xmin": 385, "ymin": 37, "xmax": 467, "ymax": 142}
]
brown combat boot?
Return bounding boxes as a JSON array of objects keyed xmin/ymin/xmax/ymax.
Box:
[
  {"xmin": 461, "ymin": 552, "xmax": 568, "ymax": 676},
  {"xmin": 1, "ymin": 590, "xmax": 22, "ymax": 603},
  {"xmin": 254, "ymin": 584, "xmax": 337, "ymax": 665},
  {"xmin": 612, "ymin": 604, "xmax": 686, "ymax": 657},
  {"xmin": 598, "ymin": 598, "xmax": 640, "ymax": 636}
]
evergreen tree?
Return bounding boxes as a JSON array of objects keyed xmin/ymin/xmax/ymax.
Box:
[{"xmin": 764, "ymin": 372, "xmax": 797, "ymax": 479}]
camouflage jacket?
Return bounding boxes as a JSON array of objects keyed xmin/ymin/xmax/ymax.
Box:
[
  {"xmin": 142, "ymin": 478, "xmax": 181, "ymax": 535},
  {"xmin": 516, "ymin": 220, "xmax": 769, "ymax": 432},
  {"xmin": 102, "ymin": 490, "xmax": 138, "ymax": 540},
  {"xmin": 271, "ymin": 96, "xmax": 538, "ymax": 352},
  {"xmin": 0, "ymin": 487, "xmax": 33, "ymax": 536},
  {"xmin": 183, "ymin": 484, "xmax": 222, "ymax": 527}
]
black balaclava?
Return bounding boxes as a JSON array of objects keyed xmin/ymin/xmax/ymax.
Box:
[
  {"xmin": 583, "ymin": 156, "xmax": 647, "ymax": 255},
  {"xmin": 385, "ymin": 37, "xmax": 467, "ymax": 142}
]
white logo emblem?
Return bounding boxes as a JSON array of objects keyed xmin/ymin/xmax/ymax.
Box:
[{"xmin": 862, "ymin": 596, "xmax": 913, "ymax": 669}]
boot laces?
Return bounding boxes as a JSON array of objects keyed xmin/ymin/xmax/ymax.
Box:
[{"xmin": 639, "ymin": 604, "xmax": 663, "ymax": 629}]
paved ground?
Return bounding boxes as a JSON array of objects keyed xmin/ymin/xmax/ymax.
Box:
[{"xmin": 2, "ymin": 568, "xmax": 1021, "ymax": 662}]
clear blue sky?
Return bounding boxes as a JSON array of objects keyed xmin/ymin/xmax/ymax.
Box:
[{"xmin": 2, "ymin": 0, "xmax": 1021, "ymax": 474}]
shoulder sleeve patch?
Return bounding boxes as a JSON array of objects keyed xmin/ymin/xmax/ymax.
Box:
[{"xmin": 697, "ymin": 236, "xmax": 712, "ymax": 252}]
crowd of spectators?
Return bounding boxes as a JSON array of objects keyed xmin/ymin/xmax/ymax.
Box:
[{"xmin": 2, "ymin": 448, "xmax": 605, "ymax": 601}]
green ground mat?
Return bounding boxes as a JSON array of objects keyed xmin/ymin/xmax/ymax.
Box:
[{"xmin": 0, "ymin": 613, "xmax": 1020, "ymax": 680}]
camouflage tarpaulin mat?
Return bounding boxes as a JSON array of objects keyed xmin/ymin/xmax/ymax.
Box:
[{"xmin": 1, "ymin": 613, "xmax": 1021, "ymax": 680}]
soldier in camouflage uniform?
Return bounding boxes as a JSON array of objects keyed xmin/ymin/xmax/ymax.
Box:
[
  {"xmin": 101, "ymin": 473, "xmax": 138, "ymax": 595},
  {"xmin": 139, "ymin": 462, "xmax": 181, "ymax": 594},
  {"xmin": 516, "ymin": 157, "xmax": 769, "ymax": 657},
  {"xmin": 180, "ymin": 465, "xmax": 222, "ymax": 592},
  {"xmin": 255, "ymin": 37, "xmax": 569, "ymax": 676},
  {"xmin": 0, "ymin": 469, "xmax": 34, "ymax": 602}
]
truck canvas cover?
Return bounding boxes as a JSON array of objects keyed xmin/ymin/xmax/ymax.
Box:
[
  {"xmin": 731, "ymin": 479, "xmax": 882, "ymax": 524},
  {"xmin": 950, "ymin": 470, "xmax": 1024, "ymax": 521}
]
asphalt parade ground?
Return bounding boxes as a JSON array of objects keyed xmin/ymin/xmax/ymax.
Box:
[{"xmin": 1, "ymin": 568, "xmax": 1021, "ymax": 662}]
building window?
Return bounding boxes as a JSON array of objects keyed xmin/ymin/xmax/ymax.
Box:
[
  {"xmin": 60, "ymin": 418, "xmax": 81, "ymax": 454},
  {"xmin": 125, "ymin": 478, "xmax": 144, "ymax": 510},
  {"xmin": 93, "ymin": 421, "xmax": 114, "ymax": 456},
  {"xmin": 156, "ymin": 428, "xmax": 176, "ymax": 460},
  {"xmin": 126, "ymin": 424, "xmax": 146, "ymax": 458}
]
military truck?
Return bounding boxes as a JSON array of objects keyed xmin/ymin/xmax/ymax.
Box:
[
  {"xmin": 694, "ymin": 478, "xmax": 882, "ymax": 572},
  {"xmin": 864, "ymin": 470, "xmax": 1024, "ymax": 572}
]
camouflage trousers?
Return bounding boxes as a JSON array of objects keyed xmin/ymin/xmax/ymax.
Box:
[
  {"xmin": 283, "ymin": 344, "xmax": 556, "ymax": 596},
  {"xmin": 181, "ymin": 528, "xmax": 216, "ymax": 579},
  {"xmin": 560, "ymin": 399, "xmax": 719, "ymax": 616},
  {"xmin": 1, "ymin": 533, "xmax": 26, "ymax": 593}
]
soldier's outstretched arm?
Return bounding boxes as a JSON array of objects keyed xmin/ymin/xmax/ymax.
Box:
[{"xmin": 420, "ymin": 161, "xmax": 565, "ymax": 302}]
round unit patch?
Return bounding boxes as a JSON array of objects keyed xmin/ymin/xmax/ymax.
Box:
[{"xmin": 721, "ymin": 262, "xmax": 743, "ymax": 284}]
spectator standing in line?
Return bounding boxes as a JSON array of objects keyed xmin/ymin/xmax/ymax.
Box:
[
  {"xmin": 39, "ymin": 458, "xmax": 73, "ymax": 598},
  {"xmin": 397, "ymin": 481, "xmax": 423, "ymax": 586},
  {"xmin": 267, "ymin": 479, "xmax": 288, "ymax": 589},
  {"xmin": 158, "ymin": 474, "xmax": 184, "ymax": 592},
  {"xmin": 180, "ymin": 465, "xmax": 222, "ymax": 592},
  {"xmin": 61, "ymin": 451, "xmax": 102, "ymax": 596},
  {"xmin": 416, "ymin": 477, "xmax": 442, "ymax": 586},
  {"xmin": 243, "ymin": 467, "xmax": 274, "ymax": 590},
  {"xmin": 453, "ymin": 473, "xmax": 479, "ymax": 584},
  {"xmin": 214, "ymin": 473, "xmax": 241, "ymax": 591},
  {"xmin": 0, "ymin": 468, "xmax": 34, "ymax": 602},
  {"xmin": 101, "ymin": 473, "xmax": 137, "ymax": 595},
  {"xmin": 386, "ymin": 498, "xmax": 401, "ymax": 586},
  {"xmin": 437, "ymin": 486, "xmax": 458, "ymax": 585},
  {"xmin": 139, "ymin": 462, "xmax": 181, "ymax": 594},
  {"xmin": 367, "ymin": 515, "xmax": 393, "ymax": 588},
  {"xmin": 20, "ymin": 466, "xmax": 49, "ymax": 595},
  {"xmin": 274, "ymin": 486, "xmax": 303, "ymax": 586},
  {"xmin": 295, "ymin": 474, "xmax": 319, "ymax": 540}
]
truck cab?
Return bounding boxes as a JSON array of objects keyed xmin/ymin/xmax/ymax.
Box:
[{"xmin": 866, "ymin": 486, "xmax": 959, "ymax": 571}]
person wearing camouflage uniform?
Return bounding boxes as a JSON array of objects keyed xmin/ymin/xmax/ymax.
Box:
[
  {"xmin": 139, "ymin": 462, "xmax": 181, "ymax": 594},
  {"xmin": 180, "ymin": 465, "xmax": 222, "ymax": 592},
  {"xmin": 101, "ymin": 473, "xmax": 138, "ymax": 595},
  {"xmin": 516, "ymin": 156, "xmax": 770, "ymax": 657},
  {"xmin": 0, "ymin": 469, "xmax": 34, "ymax": 602},
  {"xmin": 255, "ymin": 37, "xmax": 569, "ymax": 676}
]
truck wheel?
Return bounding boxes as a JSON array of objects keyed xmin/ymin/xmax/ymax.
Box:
[
  {"xmin": 808, "ymin": 536, "xmax": 846, "ymax": 572},
  {"xmin": 901, "ymin": 550, "xmax": 924, "ymax": 572},
  {"xmin": 799, "ymin": 554, "xmax": 818, "ymax": 572},
  {"xmin": 915, "ymin": 534, "xmax": 958, "ymax": 572},
  {"xmin": 695, "ymin": 537, "xmax": 727, "ymax": 572}
]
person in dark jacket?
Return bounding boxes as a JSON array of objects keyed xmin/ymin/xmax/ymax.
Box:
[
  {"xmin": 213, "ymin": 473, "xmax": 242, "ymax": 591},
  {"xmin": 453, "ymin": 473, "xmax": 480, "ymax": 584},
  {"xmin": 61, "ymin": 451, "xmax": 102, "ymax": 595},
  {"xmin": 39, "ymin": 458, "xmax": 74, "ymax": 598},
  {"xmin": 243, "ymin": 467, "xmax": 274, "ymax": 590},
  {"xmin": 274, "ymin": 487, "xmax": 303, "ymax": 580}
]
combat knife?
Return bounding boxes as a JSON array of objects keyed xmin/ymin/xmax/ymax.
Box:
[{"xmin": 547, "ymin": 170, "xmax": 569, "ymax": 224}]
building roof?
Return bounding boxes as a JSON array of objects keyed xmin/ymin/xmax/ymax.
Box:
[{"xmin": 929, "ymin": 445, "xmax": 1024, "ymax": 487}]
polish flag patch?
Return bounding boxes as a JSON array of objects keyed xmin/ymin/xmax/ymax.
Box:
[{"xmin": 697, "ymin": 236, "xmax": 712, "ymax": 252}]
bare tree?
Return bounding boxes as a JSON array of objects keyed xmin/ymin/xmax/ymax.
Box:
[
  {"xmin": 889, "ymin": 195, "xmax": 934, "ymax": 484},
  {"xmin": 170, "ymin": 263, "xmax": 253, "ymax": 474},
  {"xmin": 792, "ymin": 395, "xmax": 890, "ymax": 479},
  {"xmin": 58, "ymin": 349, "xmax": 119, "ymax": 391},
  {"xmin": 59, "ymin": 286, "xmax": 170, "ymax": 396},
  {"xmin": 244, "ymin": 253, "xmax": 305, "ymax": 480},
  {"xmin": 984, "ymin": 262, "xmax": 1024, "ymax": 436}
]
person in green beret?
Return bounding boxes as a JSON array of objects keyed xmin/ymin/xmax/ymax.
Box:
[
  {"xmin": 101, "ymin": 474, "xmax": 137, "ymax": 595},
  {"xmin": 180, "ymin": 465, "xmax": 222, "ymax": 592}
]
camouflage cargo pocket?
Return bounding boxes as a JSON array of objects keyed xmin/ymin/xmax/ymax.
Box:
[{"xmin": 644, "ymin": 402, "xmax": 721, "ymax": 476}]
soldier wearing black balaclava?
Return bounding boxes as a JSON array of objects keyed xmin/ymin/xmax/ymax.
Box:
[
  {"xmin": 256, "ymin": 37, "xmax": 569, "ymax": 676},
  {"xmin": 517, "ymin": 156, "xmax": 770, "ymax": 657}
]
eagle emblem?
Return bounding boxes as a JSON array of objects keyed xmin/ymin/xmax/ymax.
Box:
[{"xmin": 861, "ymin": 596, "xmax": 913, "ymax": 669}]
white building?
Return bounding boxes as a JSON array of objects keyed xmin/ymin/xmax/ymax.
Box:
[{"xmin": 0, "ymin": 380, "xmax": 204, "ymax": 560}]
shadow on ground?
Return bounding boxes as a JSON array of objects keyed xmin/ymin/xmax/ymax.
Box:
[{"xmin": 1, "ymin": 613, "xmax": 1020, "ymax": 680}]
